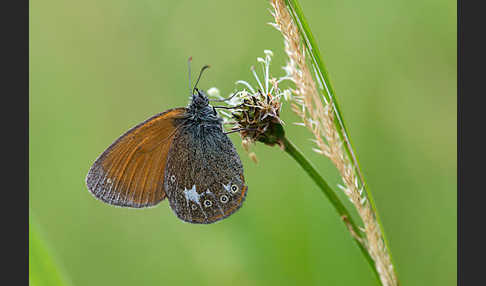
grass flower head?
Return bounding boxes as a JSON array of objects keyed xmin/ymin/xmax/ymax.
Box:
[{"xmin": 211, "ymin": 50, "xmax": 291, "ymax": 155}]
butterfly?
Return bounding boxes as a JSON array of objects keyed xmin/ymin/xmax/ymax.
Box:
[{"xmin": 85, "ymin": 61, "xmax": 247, "ymax": 224}]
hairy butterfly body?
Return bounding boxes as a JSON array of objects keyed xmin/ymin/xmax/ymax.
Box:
[
  {"xmin": 86, "ymin": 66, "xmax": 247, "ymax": 224},
  {"xmin": 164, "ymin": 94, "xmax": 247, "ymax": 223}
]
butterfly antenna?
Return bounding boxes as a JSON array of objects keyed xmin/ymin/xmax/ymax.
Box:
[
  {"xmin": 193, "ymin": 64, "xmax": 210, "ymax": 93},
  {"xmin": 188, "ymin": 56, "xmax": 193, "ymax": 95}
]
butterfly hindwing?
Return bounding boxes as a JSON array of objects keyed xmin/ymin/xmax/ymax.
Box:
[
  {"xmin": 164, "ymin": 123, "xmax": 247, "ymax": 224},
  {"xmin": 86, "ymin": 108, "xmax": 187, "ymax": 208}
]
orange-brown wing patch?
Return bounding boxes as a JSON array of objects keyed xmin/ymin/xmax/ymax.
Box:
[{"xmin": 86, "ymin": 108, "xmax": 187, "ymax": 208}]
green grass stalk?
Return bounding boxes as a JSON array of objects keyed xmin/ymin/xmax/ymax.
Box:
[{"xmin": 281, "ymin": 136, "xmax": 380, "ymax": 282}]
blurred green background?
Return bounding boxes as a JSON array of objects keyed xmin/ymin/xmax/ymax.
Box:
[{"xmin": 29, "ymin": 0, "xmax": 456, "ymax": 285}]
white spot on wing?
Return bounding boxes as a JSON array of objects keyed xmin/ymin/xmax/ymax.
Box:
[
  {"xmin": 222, "ymin": 182, "xmax": 232, "ymax": 193},
  {"xmin": 183, "ymin": 185, "xmax": 209, "ymax": 220},
  {"xmin": 184, "ymin": 185, "xmax": 201, "ymax": 204}
]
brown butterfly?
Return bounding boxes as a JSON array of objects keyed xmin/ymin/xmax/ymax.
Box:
[{"xmin": 85, "ymin": 62, "xmax": 248, "ymax": 224}]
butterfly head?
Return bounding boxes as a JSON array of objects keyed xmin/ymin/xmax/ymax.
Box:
[
  {"xmin": 187, "ymin": 63, "xmax": 212, "ymax": 113},
  {"xmin": 190, "ymin": 87, "xmax": 209, "ymax": 110},
  {"xmin": 185, "ymin": 61, "xmax": 221, "ymax": 124}
]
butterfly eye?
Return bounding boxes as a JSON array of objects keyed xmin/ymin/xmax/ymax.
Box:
[
  {"xmin": 220, "ymin": 195, "xmax": 229, "ymax": 203},
  {"xmin": 204, "ymin": 200, "xmax": 212, "ymax": 207},
  {"xmin": 231, "ymin": 184, "xmax": 239, "ymax": 193}
]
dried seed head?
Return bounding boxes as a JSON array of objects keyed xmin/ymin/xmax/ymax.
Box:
[{"xmin": 231, "ymin": 89, "xmax": 284, "ymax": 146}]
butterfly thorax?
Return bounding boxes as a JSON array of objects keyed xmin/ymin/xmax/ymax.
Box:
[{"xmin": 186, "ymin": 88, "xmax": 222, "ymax": 126}]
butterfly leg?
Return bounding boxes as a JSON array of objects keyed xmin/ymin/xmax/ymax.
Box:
[{"xmin": 224, "ymin": 128, "xmax": 258, "ymax": 135}]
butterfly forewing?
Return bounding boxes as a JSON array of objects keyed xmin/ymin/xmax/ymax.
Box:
[
  {"xmin": 86, "ymin": 108, "xmax": 187, "ymax": 208},
  {"xmin": 164, "ymin": 124, "xmax": 247, "ymax": 224}
]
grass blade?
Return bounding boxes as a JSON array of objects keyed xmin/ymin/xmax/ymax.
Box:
[{"xmin": 29, "ymin": 216, "xmax": 70, "ymax": 286}]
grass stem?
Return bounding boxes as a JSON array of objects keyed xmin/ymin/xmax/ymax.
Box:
[{"xmin": 281, "ymin": 136, "xmax": 380, "ymax": 283}]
